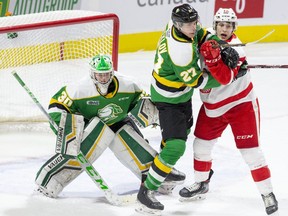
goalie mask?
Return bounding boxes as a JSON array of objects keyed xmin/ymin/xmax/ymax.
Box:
[
  {"xmin": 213, "ymin": 8, "xmax": 238, "ymax": 31},
  {"xmin": 90, "ymin": 54, "xmax": 114, "ymax": 95}
]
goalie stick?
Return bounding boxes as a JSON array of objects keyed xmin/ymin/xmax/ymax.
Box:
[
  {"xmin": 11, "ymin": 71, "xmax": 136, "ymax": 206},
  {"xmin": 248, "ymin": 64, "xmax": 288, "ymax": 69}
]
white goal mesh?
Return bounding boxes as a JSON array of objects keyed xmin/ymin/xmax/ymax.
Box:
[{"xmin": 0, "ymin": 10, "xmax": 119, "ymax": 132}]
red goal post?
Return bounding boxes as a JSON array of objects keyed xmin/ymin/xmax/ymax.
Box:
[{"xmin": 0, "ymin": 10, "xmax": 119, "ymax": 131}]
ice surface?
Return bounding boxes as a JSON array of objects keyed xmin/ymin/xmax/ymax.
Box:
[{"xmin": 1, "ymin": 42, "xmax": 287, "ymax": 216}]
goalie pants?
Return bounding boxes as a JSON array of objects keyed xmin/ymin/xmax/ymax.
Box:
[
  {"xmin": 35, "ymin": 116, "xmax": 157, "ymax": 197},
  {"xmin": 193, "ymin": 100, "xmax": 273, "ymax": 195}
]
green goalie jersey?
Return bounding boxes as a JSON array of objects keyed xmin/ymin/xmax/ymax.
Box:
[
  {"xmin": 48, "ymin": 74, "xmax": 142, "ymax": 130},
  {"xmin": 150, "ymin": 21, "xmax": 221, "ymax": 104}
]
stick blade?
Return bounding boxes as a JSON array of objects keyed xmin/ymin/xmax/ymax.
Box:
[{"xmin": 105, "ymin": 191, "xmax": 137, "ymax": 206}]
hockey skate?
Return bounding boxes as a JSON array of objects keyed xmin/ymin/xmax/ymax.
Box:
[
  {"xmin": 158, "ymin": 167, "xmax": 186, "ymax": 195},
  {"xmin": 261, "ymin": 192, "xmax": 278, "ymax": 215},
  {"xmin": 179, "ymin": 169, "xmax": 213, "ymax": 202},
  {"xmin": 136, "ymin": 184, "xmax": 164, "ymax": 215}
]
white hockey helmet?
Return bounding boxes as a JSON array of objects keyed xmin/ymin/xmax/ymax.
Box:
[
  {"xmin": 89, "ymin": 54, "xmax": 114, "ymax": 95},
  {"xmin": 213, "ymin": 8, "xmax": 238, "ymax": 31}
]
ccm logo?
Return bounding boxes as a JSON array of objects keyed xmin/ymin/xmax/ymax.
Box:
[{"xmin": 236, "ymin": 135, "xmax": 253, "ymax": 139}]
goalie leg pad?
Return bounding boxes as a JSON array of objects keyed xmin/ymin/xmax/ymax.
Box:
[
  {"xmin": 109, "ymin": 124, "xmax": 157, "ymax": 179},
  {"xmin": 35, "ymin": 117, "xmax": 115, "ymax": 197},
  {"xmin": 81, "ymin": 116, "xmax": 115, "ymax": 162},
  {"xmin": 56, "ymin": 112, "xmax": 84, "ymax": 156},
  {"xmin": 35, "ymin": 154, "xmax": 77, "ymax": 198},
  {"xmin": 129, "ymin": 97, "xmax": 159, "ymax": 128}
]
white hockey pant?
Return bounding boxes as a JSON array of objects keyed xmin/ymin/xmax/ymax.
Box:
[{"xmin": 35, "ymin": 117, "xmax": 114, "ymax": 198}]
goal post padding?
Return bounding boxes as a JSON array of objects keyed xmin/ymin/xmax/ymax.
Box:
[{"xmin": 0, "ymin": 10, "xmax": 119, "ymax": 129}]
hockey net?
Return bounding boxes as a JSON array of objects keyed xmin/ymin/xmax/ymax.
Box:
[{"xmin": 0, "ymin": 10, "xmax": 119, "ymax": 132}]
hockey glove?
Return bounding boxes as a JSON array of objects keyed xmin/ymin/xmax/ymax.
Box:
[
  {"xmin": 200, "ymin": 40, "xmax": 221, "ymax": 67},
  {"xmin": 221, "ymin": 47, "xmax": 239, "ymax": 69},
  {"xmin": 200, "ymin": 41, "xmax": 238, "ymax": 85},
  {"xmin": 129, "ymin": 97, "xmax": 159, "ymax": 128}
]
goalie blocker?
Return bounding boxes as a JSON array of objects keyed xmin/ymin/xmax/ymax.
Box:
[
  {"xmin": 35, "ymin": 114, "xmax": 168, "ymax": 198},
  {"xmin": 55, "ymin": 112, "xmax": 84, "ymax": 156}
]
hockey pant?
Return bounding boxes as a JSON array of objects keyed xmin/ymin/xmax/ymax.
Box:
[{"xmin": 35, "ymin": 117, "xmax": 157, "ymax": 198}]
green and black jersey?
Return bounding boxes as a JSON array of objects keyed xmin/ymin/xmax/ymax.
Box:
[{"xmin": 150, "ymin": 20, "xmax": 221, "ymax": 104}]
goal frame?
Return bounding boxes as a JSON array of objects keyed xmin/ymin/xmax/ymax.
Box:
[
  {"xmin": 0, "ymin": 11, "xmax": 120, "ymax": 129},
  {"xmin": 0, "ymin": 12, "xmax": 120, "ymax": 70}
]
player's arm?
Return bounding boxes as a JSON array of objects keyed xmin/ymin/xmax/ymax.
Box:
[
  {"xmin": 198, "ymin": 30, "xmax": 247, "ymax": 85},
  {"xmin": 198, "ymin": 28, "xmax": 240, "ymax": 83},
  {"xmin": 46, "ymin": 86, "xmax": 85, "ymax": 156},
  {"xmin": 192, "ymin": 71, "xmax": 222, "ymax": 89},
  {"xmin": 48, "ymin": 86, "xmax": 76, "ymax": 128},
  {"xmin": 197, "ymin": 27, "xmax": 221, "ymax": 47},
  {"xmin": 127, "ymin": 83, "xmax": 143, "ymax": 113}
]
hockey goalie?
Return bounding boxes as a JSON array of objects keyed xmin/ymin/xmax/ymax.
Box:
[{"xmin": 35, "ymin": 54, "xmax": 185, "ymax": 199}]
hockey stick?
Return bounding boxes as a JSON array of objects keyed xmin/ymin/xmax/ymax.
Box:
[
  {"xmin": 222, "ymin": 29, "xmax": 275, "ymax": 47},
  {"xmin": 11, "ymin": 71, "xmax": 136, "ymax": 206},
  {"xmin": 248, "ymin": 64, "xmax": 288, "ymax": 69}
]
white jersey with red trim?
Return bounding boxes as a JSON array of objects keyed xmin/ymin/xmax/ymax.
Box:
[{"xmin": 200, "ymin": 30, "xmax": 257, "ymax": 117}]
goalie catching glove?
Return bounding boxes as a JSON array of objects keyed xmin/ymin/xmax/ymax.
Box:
[{"xmin": 129, "ymin": 97, "xmax": 159, "ymax": 128}]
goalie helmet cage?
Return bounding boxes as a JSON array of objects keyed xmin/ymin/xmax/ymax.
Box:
[{"xmin": 0, "ymin": 10, "xmax": 119, "ymax": 132}]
